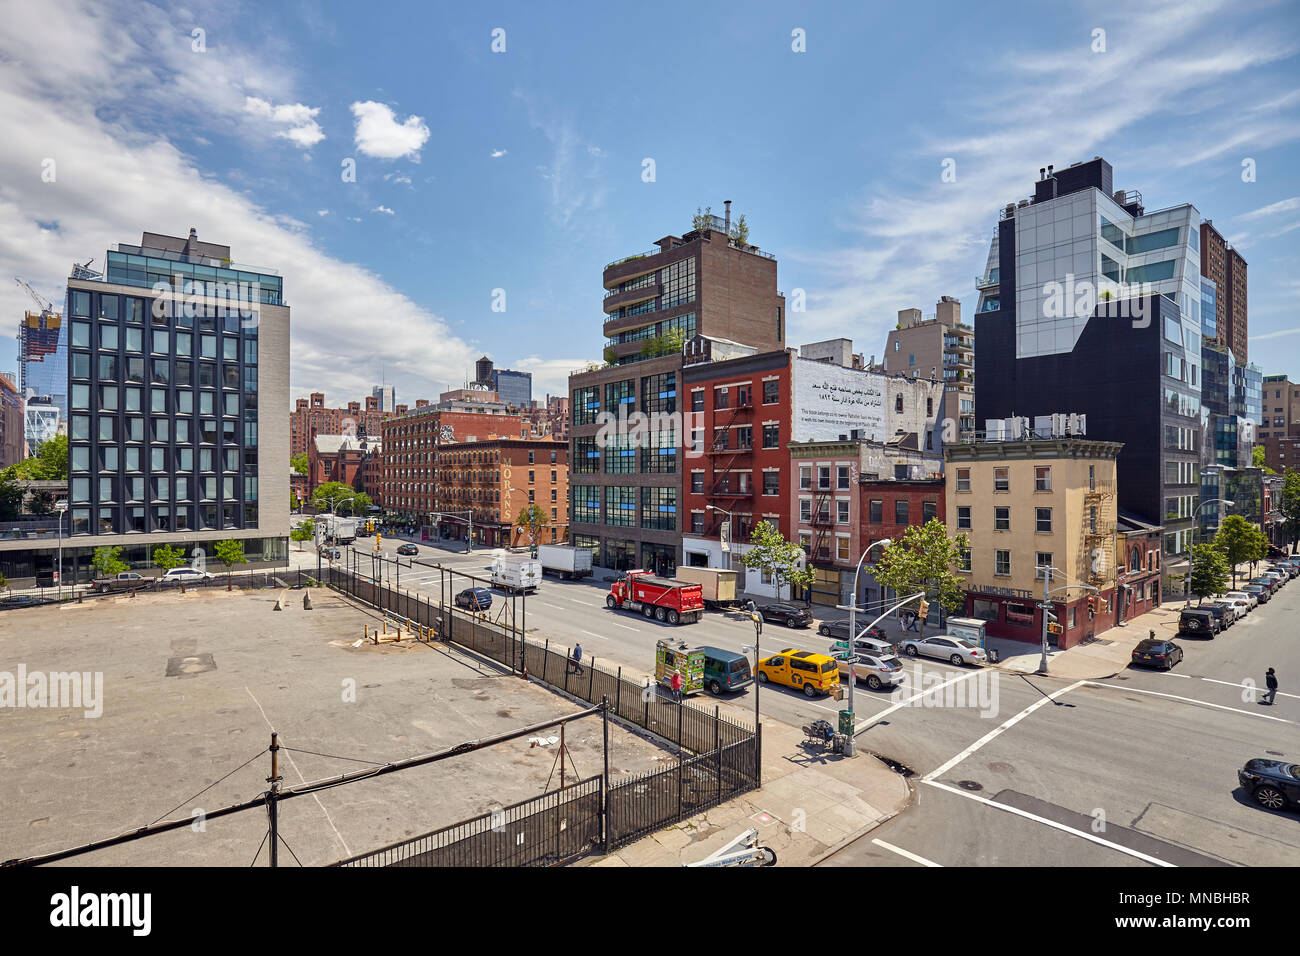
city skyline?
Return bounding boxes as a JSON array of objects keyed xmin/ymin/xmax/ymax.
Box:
[{"xmin": 1, "ymin": 0, "xmax": 1298, "ymax": 406}]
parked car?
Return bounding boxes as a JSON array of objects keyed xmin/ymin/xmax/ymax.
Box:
[
  {"xmin": 318, "ymin": 547, "xmax": 341, "ymax": 562},
  {"xmin": 1131, "ymin": 637, "xmax": 1183, "ymax": 670},
  {"xmin": 1269, "ymin": 563, "xmax": 1298, "ymax": 580},
  {"xmin": 837, "ymin": 652, "xmax": 905, "ymax": 691},
  {"xmin": 758, "ymin": 603, "xmax": 813, "ymax": 628},
  {"xmin": 852, "ymin": 635, "xmax": 900, "ymax": 658},
  {"xmin": 0, "ymin": 594, "xmax": 45, "ymax": 609},
  {"xmin": 1215, "ymin": 598, "xmax": 1247, "ymax": 622},
  {"xmin": 162, "ymin": 567, "xmax": 213, "ymax": 584},
  {"xmin": 1243, "ymin": 583, "xmax": 1271, "ymax": 604},
  {"xmin": 90, "ymin": 571, "xmax": 152, "ymax": 594},
  {"xmin": 901, "ymin": 634, "xmax": 987, "ymax": 666},
  {"xmin": 1249, "ymin": 576, "xmax": 1279, "ymax": 596},
  {"xmin": 1177, "ymin": 607, "xmax": 1219, "ymax": 638},
  {"xmin": 1261, "ymin": 570, "xmax": 1288, "ymax": 589},
  {"xmin": 818, "ymin": 619, "xmax": 889, "ymax": 643},
  {"xmin": 1199, "ymin": 602, "xmax": 1233, "ymax": 630},
  {"xmin": 755, "ymin": 649, "xmax": 840, "ymax": 697},
  {"xmin": 1238, "ymin": 759, "xmax": 1300, "ymax": 812},
  {"xmin": 454, "ymin": 587, "xmax": 492, "ymax": 611},
  {"xmin": 395, "ymin": 543, "xmax": 419, "ymax": 556},
  {"xmin": 1223, "ymin": 590, "xmax": 1257, "ymax": 611},
  {"xmin": 699, "ymin": 646, "xmax": 753, "ymax": 695}
]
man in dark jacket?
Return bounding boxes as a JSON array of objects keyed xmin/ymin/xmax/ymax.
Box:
[{"xmin": 1265, "ymin": 667, "xmax": 1278, "ymax": 705}]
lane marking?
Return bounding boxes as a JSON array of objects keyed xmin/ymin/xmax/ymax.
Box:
[
  {"xmin": 924, "ymin": 681, "xmax": 1086, "ymax": 782},
  {"xmin": 570, "ymin": 600, "xmax": 600, "ymax": 608},
  {"xmin": 925, "ymin": 780, "xmax": 1174, "ymax": 867},
  {"xmin": 541, "ymin": 603, "xmax": 566, "ymax": 611},
  {"xmin": 607, "ymin": 621, "xmax": 640, "ymax": 632},
  {"xmin": 871, "ymin": 838, "xmax": 942, "ymax": 867},
  {"xmin": 857, "ymin": 671, "xmax": 984, "ymax": 732},
  {"xmin": 1082, "ymin": 681, "xmax": 1294, "ymax": 724},
  {"xmin": 579, "ymin": 630, "xmax": 613, "ymax": 642},
  {"xmin": 1183, "ymin": 675, "xmax": 1300, "ymax": 702}
]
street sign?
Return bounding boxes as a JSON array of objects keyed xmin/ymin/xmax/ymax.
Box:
[
  {"xmin": 720, "ymin": 520, "xmax": 731, "ymax": 553},
  {"xmin": 835, "ymin": 652, "xmax": 854, "ymax": 661},
  {"xmin": 832, "ymin": 641, "xmax": 851, "ymax": 650}
]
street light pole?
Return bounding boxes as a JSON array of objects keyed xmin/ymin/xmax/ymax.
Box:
[
  {"xmin": 706, "ymin": 504, "xmax": 734, "ymax": 572},
  {"xmin": 54, "ymin": 499, "xmax": 68, "ymax": 600},
  {"xmin": 1187, "ymin": 497, "xmax": 1234, "ymax": 603},
  {"xmin": 843, "ymin": 538, "xmax": 892, "ymax": 756}
]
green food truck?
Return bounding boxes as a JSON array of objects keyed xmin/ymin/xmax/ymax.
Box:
[{"xmin": 655, "ymin": 640, "xmax": 704, "ymax": 696}]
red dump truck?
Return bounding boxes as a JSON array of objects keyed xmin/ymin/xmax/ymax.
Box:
[{"xmin": 605, "ymin": 570, "xmax": 705, "ymax": 625}]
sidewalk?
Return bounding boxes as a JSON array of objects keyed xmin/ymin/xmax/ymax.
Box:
[{"xmin": 586, "ymin": 718, "xmax": 911, "ymax": 867}]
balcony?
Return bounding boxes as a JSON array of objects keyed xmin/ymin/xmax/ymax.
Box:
[
  {"xmin": 707, "ymin": 443, "xmax": 753, "ymax": 456},
  {"xmin": 707, "ymin": 488, "xmax": 752, "ymax": 499},
  {"xmin": 603, "ymin": 282, "xmax": 661, "ymax": 313},
  {"xmin": 975, "ymin": 274, "xmax": 999, "ymax": 290}
]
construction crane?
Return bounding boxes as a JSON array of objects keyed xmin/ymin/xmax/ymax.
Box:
[{"xmin": 15, "ymin": 276, "xmax": 55, "ymax": 317}]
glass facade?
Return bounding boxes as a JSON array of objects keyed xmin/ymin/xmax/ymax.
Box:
[
  {"xmin": 1200, "ymin": 276, "xmax": 1218, "ymax": 340},
  {"xmin": 106, "ymin": 247, "xmax": 283, "ymax": 305},
  {"xmin": 66, "ymin": 287, "xmax": 258, "ymax": 536}
]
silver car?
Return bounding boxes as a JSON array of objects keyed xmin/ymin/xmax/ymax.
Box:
[
  {"xmin": 836, "ymin": 652, "xmax": 905, "ymax": 690},
  {"xmin": 1223, "ymin": 590, "xmax": 1257, "ymax": 611},
  {"xmin": 901, "ymin": 634, "xmax": 988, "ymax": 666}
]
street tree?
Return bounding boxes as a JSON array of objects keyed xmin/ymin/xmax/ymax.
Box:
[
  {"xmin": 1212, "ymin": 514, "xmax": 1266, "ymax": 587},
  {"xmin": 1278, "ymin": 468, "xmax": 1300, "ymax": 555},
  {"xmin": 872, "ymin": 518, "xmax": 970, "ymax": 639},
  {"xmin": 290, "ymin": 519, "xmax": 316, "ymax": 552},
  {"xmin": 90, "ymin": 546, "xmax": 129, "ymax": 579},
  {"xmin": 5, "ymin": 435, "xmax": 69, "ymax": 481},
  {"xmin": 152, "ymin": 544, "xmax": 187, "ymax": 574},
  {"xmin": 213, "ymin": 539, "xmax": 248, "ymax": 591},
  {"xmin": 311, "ymin": 482, "xmax": 370, "ymax": 514},
  {"xmin": 29, "ymin": 490, "xmax": 56, "ymax": 516},
  {"xmin": 514, "ymin": 505, "xmax": 548, "ymax": 554},
  {"xmin": 0, "ymin": 475, "xmax": 23, "ymax": 521},
  {"xmin": 738, "ymin": 520, "xmax": 814, "ymax": 603},
  {"xmin": 291, "ymin": 453, "xmax": 309, "ymax": 476},
  {"xmin": 1188, "ymin": 542, "xmax": 1230, "ymax": 602}
]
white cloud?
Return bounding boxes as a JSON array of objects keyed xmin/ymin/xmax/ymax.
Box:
[
  {"xmin": 347, "ymin": 216, "xmax": 362, "ymax": 223},
  {"xmin": 383, "ymin": 173, "xmax": 412, "ymax": 185},
  {"xmin": 0, "ymin": 0, "xmax": 475, "ymax": 408},
  {"xmin": 243, "ymin": 96, "xmax": 324, "ymax": 148},
  {"xmin": 350, "ymin": 101, "xmax": 430, "ymax": 160},
  {"xmin": 490, "ymin": 149, "xmax": 507, "ymax": 158},
  {"xmin": 316, "ymin": 209, "xmax": 329, "ymax": 216},
  {"xmin": 372, "ymin": 205, "xmax": 395, "ymax": 215},
  {"xmin": 1239, "ymin": 196, "xmax": 1300, "ymax": 220}
]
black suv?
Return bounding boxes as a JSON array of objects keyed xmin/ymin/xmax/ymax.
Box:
[
  {"xmin": 1199, "ymin": 603, "xmax": 1232, "ymax": 632},
  {"xmin": 758, "ymin": 603, "xmax": 813, "ymax": 628},
  {"xmin": 1177, "ymin": 608, "xmax": 1218, "ymax": 638}
]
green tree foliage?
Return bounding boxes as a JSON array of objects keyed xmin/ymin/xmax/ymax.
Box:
[
  {"xmin": 1279, "ymin": 469, "xmax": 1300, "ymax": 554},
  {"xmin": 291, "ymin": 453, "xmax": 309, "ymax": 475},
  {"xmin": 29, "ymin": 490, "xmax": 56, "ymax": 516},
  {"xmin": 290, "ymin": 519, "xmax": 316, "ymax": 551},
  {"xmin": 90, "ymin": 546, "xmax": 129, "ymax": 578},
  {"xmin": 1212, "ymin": 514, "xmax": 1267, "ymax": 587},
  {"xmin": 692, "ymin": 205, "xmax": 713, "ymax": 232},
  {"xmin": 152, "ymin": 544, "xmax": 187, "ymax": 573},
  {"xmin": 0, "ymin": 476, "xmax": 23, "ymax": 521},
  {"xmin": 5, "ymin": 435, "xmax": 69, "ymax": 480},
  {"xmin": 738, "ymin": 520, "xmax": 815, "ymax": 602},
  {"xmin": 730, "ymin": 213, "xmax": 750, "ymax": 246},
  {"xmin": 1188, "ymin": 542, "xmax": 1230, "ymax": 602},
  {"xmin": 872, "ymin": 519, "xmax": 971, "ymax": 638},
  {"xmin": 311, "ymin": 482, "xmax": 370, "ymax": 514},
  {"xmin": 213, "ymin": 539, "xmax": 248, "ymax": 590}
]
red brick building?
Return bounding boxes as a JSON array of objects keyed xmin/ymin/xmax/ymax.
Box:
[
  {"xmin": 428, "ymin": 438, "xmax": 569, "ymax": 548},
  {"xmin": 680, "ymin": 348, "xmax": 794, "ymax": 597},
  {"xmin": 1115, "ymin": 513, "xmax": 1163, "ymax": 624},
  {"xmin": 858, "ymin": 476, "xmax": 946, "ymax": 612},
  {"xmin": 290, "ymin": 392, "xmax": 409, "ymax": 458}
]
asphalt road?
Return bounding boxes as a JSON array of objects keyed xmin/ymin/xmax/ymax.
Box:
[{"xmin": 305, "ymin": 538, "xmax": 1300, "ymax": 868}]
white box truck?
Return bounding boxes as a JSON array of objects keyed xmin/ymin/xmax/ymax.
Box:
[
  {"xmin": 537, "ymin": 544, "xmax": 593, "ymax": 580},
  {"xmin": 673, "ymin": 567, "xmax": 741, "ymax": 609},
  {"xmin": 491, "ymin": 557, "xmax": 542, "ymax": 593}
]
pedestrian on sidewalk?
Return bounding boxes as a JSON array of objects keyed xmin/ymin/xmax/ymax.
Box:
[
  {"xmin": 1265, "ymin": 667, "xmax": 1278, "ymax": 705},
  {"xmin": 670, "ymin": 668, "xmax": 683, "ymax": 703},
  {"xmin": 569, "ymin": 642, "xmax": 583, "ymax": 676}
]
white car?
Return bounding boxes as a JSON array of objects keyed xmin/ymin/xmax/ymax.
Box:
[
  {"xmin": 836, "ymin": 652, "xmax": 906, "ymax": 690},
  {"xmin": 901, "ymin": 634, "xmax": 988, "ymax": 666},
  {"xmin": 162, "ymin": 567, "xmax": 213, "ymax": 583},
  {"xmin": 1223, "ymin": 591, "xmax": 1256, "ymax": 611},
  {"xmin": 1210, "ymin": 600, "xmax": 1243, "ymax": 623}
]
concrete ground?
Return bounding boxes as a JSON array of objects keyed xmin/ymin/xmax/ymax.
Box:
[{"xmin": 0, "ymin": 588, "xmax": 668, "ymax": 867}]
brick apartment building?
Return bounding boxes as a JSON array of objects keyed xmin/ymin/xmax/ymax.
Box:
[
  {"xmin": 1200, "ymin": 220, "xmax": 1249, "ymax": 365},
  {"xmin": 306, "ymin": 434, "xmax": 381, "ymax": 500},
  {"xmin": 858, "ymin": 476, "xmax": 947, "ymax": 614},
  {"xmin": 427, "ymin": 438, "xmax": 568, "ymax": 548},
  {"xmin": 681, "ymin": 347, "xmax": 794, "ymax": 594},
  {"xmin": 0, "ymin": 372, "xmax": 23, "ymax": 469},
  {"xmin": 290, "ymin": 391, "xmax": 406, "ymax": 458},
  {"xmin": 1258, "ymin": 374, "xmax": 1300, "ymax": 473}
]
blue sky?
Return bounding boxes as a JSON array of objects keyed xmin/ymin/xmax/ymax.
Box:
[{"xmin": 1, "ymin": 0, "xmax": 1298, "ymax": 405}]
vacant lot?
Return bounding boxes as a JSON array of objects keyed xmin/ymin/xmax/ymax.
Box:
[{"xmin": 0, "ymin": 588, "xmax": 669, "ymax": 866}]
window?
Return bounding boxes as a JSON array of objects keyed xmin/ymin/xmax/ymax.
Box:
[
  {"xmin": 799, "ymin": 498, "xmax": 812, "ymax": 522},
  {"xmin": 605, "ymin": 487, "xmax": 636, "ymax": 526},
  {"xmin": 603, "ymin": 434, "xmax": 636, "ymax": 474},
  {"xmin": 605, "ymin": 379, "xmax": 635, "ymax": 410},
  {"xmin": 641, "ymin": 372, "xmax": 676, "ymax": 414},
  {"xmin": 922, "ymin": 500, "xmax": 937, "ymax": 523},
  {"xmin": 995, "ymin": 506, "xmax": 1010, "ymax": 531},
  {"xmin": 642, "ymin": 487, "xmax": 677, "ymax": 531},
  {"xmin": 995, "ymin": 550, "xmax": 1011, "ymax": 575},
  {"xmin": 762, "ymin": 424, "xmax": 779, "ymax": 448},
  {"xmin": 1035, "ymin": 553, "xmax": 1053, "ymax": 578},
  {"xmin": 994, "ymin": 467, "xmax": 1009, "ymax": 492},
  {"xmin": 837, "ymin": 466, "xmax": 850, "ymax": 490},
  {"xmin": 691, "ymin": 389, "xmax": 705, "ymax": 412},
  {"xmin": 818, "ymin": 467, "xmax": 831, "ymax": 490},
  {"xmin": 1126, "ymin": 227, "xmax": 1180, "ymax": 255},
  {"xmin": 762, "ymin": 380, "xmax": 779, "ymax": 404},
  {"xmin": 1035, "ymin": 466, "xmax": 1051, "ymax": 491},
  {"xmin": 799, "ymin": 466, "xmax": 812, "ymax": 490},
  {"xmin": 957, "ymin": 505, "xmax": 971, "ymax": 530},
  {"xmin": 690, "ymin": 472, "xmax": 704, "ymax": 494},
  {"xmin": 837, "ymin": 538, "xmax": 851, "ymax": 562},
  {"xmin": 895, "ymin": 394, "xmax": 903, "ymax": 413},
  {"xmin": 869, "ymin": 499, "xmax": 882, "ymax": 523},
  {"xmin": 958, "ymin": 547, "xmax": 972, "ymax": 572},
  {"xmin": 574, "ymin": 386, "xmax": 600, "ymax": 425},
  {"xmin": 895, "ymin": 500, "xmax": 909, "ymax": 524},
  {"xmin": 837, "ymin": 500, "xmax": 850, "ymax": 524},
  {"xmin": 762, "ymin": 472, "xmax": 779, "ymax": 496},
  {"xmin": 956, "ymin": 468, "xmax": 970, "ymax": 492}
]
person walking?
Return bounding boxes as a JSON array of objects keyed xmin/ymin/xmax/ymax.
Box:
[
  {"xmin": 670, "ymin": 668, "xmax": 683, "ymax": 703},
  {"xmin": 1265, "ymin": 667, "xmax": 1278, "ymax": 705},
  {"xmin": 570, "ymin": 642, "xmax": 583, "ymax": 676}
]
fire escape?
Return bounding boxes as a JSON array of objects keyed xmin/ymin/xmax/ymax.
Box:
[
  {"xmin": 705, "ymin": 389, "xmax": 753, "ymax": 539},
  {"xmin": 1082, "ymin": 479, "xmax": 1116, "ymax": 588},
  {"xmin": 808, "ymin": 483, "xmax": 834, "ymax": 564}
]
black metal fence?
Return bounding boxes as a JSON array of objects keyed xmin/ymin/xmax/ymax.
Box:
[
  {"xmin": 309, "ymin": 564, "xmax": 763, "ymax": 864},
  {"xmin": 333, "ymin": 776, "xmax": 604, "ymax": 868}
]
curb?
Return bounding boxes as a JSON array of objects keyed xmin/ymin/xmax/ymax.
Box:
[{"xmin": 808, "ymin": 750, "xmax": 917, "ymax": 866}]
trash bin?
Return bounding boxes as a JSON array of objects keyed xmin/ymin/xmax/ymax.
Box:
[{"xmin": 838, "ymin": 709, "xmax": 854, "ymax": 736}]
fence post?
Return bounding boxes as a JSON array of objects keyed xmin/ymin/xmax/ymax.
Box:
[
  {"xmin": 677, "ymin": 696, "xmax": 684, "ymax": 752},
  {"xmin": 616, "ymin": 667, "xmax": 622, "ymax": 717},
  {"xmin": 677, "ymin": 748, "xmax": 683, "ymax": 826},
  {"xmin": 755, "ymin": 722, "xmax": 762, "ymax": 787},
  {"xmin": 588, "ymin": 658, "xmax": 595, "ymax": 701},
  {"xmin": 715, "ymin": 706, "xmax": 721, "ymax": 806},
  {"xmin": 543, "ymin": 639, "xmax": 550, "ymax": 686},
  {"xmin": 602, "ymin": 696, "xmax": 610, "ymax": 855}
]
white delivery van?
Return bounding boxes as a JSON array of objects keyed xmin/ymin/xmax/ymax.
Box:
[{"xmin": 491, "ymin": 557, "xmax": 542, "ymax": 593}]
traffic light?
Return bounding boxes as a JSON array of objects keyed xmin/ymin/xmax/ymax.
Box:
[
  {"xmin": 917, "ymin": 599, "xmax": 930, "ymax": 620},
  {"xmin": 1087, "ymin": 596, "xmax": 1097, "ymax": 616},
  {"xmin": 1047, "ymin": 622, "xmax": 1064, "ymax": 635}
]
